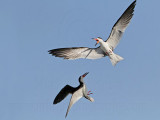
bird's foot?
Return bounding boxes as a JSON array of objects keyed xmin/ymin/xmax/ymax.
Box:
[
  {"xmin": 87, "ymin": 91, "xmax": 93, "ymax": 95},
  {"xmin": 106, "ymin": 52, "xmax": 109, "ymax": 56}
]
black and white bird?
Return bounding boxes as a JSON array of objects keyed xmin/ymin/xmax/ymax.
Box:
[
  {"xmin": 49, "ymin": 0, "xmax": 136, "ymax": 66},
  {"xmin": 53, "ymin": 72, "xmax": 94, "ymax": 118}
]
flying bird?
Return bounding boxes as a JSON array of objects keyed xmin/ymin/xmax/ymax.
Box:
[
  {"xmin": 49, "ymin": 0, "xmax": 136, "ymax": 66},
  {"xmin": 53, "ymin": 72, "xmax": 94, "ymax": 118}
]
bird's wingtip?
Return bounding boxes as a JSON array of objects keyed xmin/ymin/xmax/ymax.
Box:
[
  {"xmin": 48, "ymin": 49, "xmax": 52, "ymax": 54},
  {"xmin": 53, "ymin": 100, "xmax": 57, "ymax": 104},
  {"xmin": 65, "ymin": 114, "xmax": 67, "ymax": 118}
]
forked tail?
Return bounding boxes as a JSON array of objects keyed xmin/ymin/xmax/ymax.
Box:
[{"xmin": 109, "ymin": 53, "xmax": 124, "ymax": 66}]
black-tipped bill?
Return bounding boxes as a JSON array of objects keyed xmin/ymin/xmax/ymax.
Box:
[
  {"xmin": 95, "ymin": 43, "xmax": 98, "ymax": 46},
  {"xmin": 82, "ymin": 72, "xmax": 89, "ymax": 78}
]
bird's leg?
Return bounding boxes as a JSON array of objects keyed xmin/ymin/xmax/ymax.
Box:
[
  {"xmin": 87, "ymin": 91, "xmax": 93, "ymax": 95},
  {"xmin": 106, "ymin": 50, "xmax": 113, "ymax": 56},
  {"xmin": 105, "ymin": 52, "xmax": 109, "ymax": 56}
]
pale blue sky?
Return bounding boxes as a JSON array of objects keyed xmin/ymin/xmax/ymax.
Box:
[{"xmin": 1, "ymin": 0, "xmax": 160, "ymax": 120}]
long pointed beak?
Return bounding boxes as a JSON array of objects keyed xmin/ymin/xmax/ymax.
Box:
[
  {"xmin": 82, "ymin": 72, "xmax": 89, "ymax": 78},
  {"xmin": 92, "ymin": 38, "xmax": 96, "ymax": 40}
]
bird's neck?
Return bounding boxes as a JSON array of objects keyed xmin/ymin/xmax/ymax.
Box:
[
  {"xmin": 99, "ymin": 39, "xmax": 105, "ymax": 44},
  {"xmin": 76, "ymin": 82, "xmax": 84, "ymax": 90},
  {"xmin": 79, "ymin": 81, "xmax": 84, "ymax": 85}
]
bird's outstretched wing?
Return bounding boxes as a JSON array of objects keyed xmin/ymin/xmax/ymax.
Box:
[
  {"xmin": 48, "ymin": 47, "xmax": 106, "ymax": 60},
  {"xmin": 65, "ymin": 87, "xmax": 83, "ymax": 118},
  {"xmin": 106, "ymin": 0, "xmax": 136, "ymax": 50},
  {"xmin": 53, "ymin": 85, "xmax": 75, "ymax": 104}
]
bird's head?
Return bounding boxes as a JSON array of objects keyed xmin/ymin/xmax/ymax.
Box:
[
  {"xmin": 79, "ymin": 72, "xmax": 89, "ymax": 83},
  {"xmin": 92, "ymin": 37, "xmax": 103, "ymax": 46}
]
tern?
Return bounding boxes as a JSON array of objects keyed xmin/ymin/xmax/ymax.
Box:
[
  {"xmin": 53, "ymin": 72, "xmax": 94, "ymax": 118},
  {"xmin": 49, "ymin": 0, "xmax": 136, "ymax": 66}
]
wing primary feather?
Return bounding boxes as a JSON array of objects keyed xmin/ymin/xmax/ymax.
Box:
[
  {"xmin": 65, "ymin": 88, "xmax": 83, "ymax": 118},
  {"xmin": 48, "ymin": 47, "xmax": 105, "ymax": 60},
  {"xmin": 53, "ymin": 85, "xmax": 75, "ymax": 104},
  {"xmin": 106, "ymin": 0, "xmax": 136, "ymax": 49},
  {"xmin": 112, "ymin": 0, "xmax": 136, "ymax": 29}
]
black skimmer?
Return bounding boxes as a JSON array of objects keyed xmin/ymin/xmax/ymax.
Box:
[
  {"xmin": 49, "ymin": 0, "xmax": 136, "ymax": 66},
  {"xmin": 53, "ymin": 72, "xmax": 94, "ymax": 118}
]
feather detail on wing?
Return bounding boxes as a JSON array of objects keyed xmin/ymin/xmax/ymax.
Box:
[
  {"xmin": 65, "ymin": 87, "xmax": 83, "ymax": 118},
  {"xmin": 53, "ymin": 85, "xmax": 75, "ymax": 104},
  {"xmin": 106, "ymin": 0, "xmax": 136, "ymax": 50},
  {"xmin": 48, "ymin": 47, "xmax": 106, "ymax": 60}
]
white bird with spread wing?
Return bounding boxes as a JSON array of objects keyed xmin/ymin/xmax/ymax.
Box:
[{"xmin": 49, "ymin": 0, "xmax": 136, "ymax": 66}]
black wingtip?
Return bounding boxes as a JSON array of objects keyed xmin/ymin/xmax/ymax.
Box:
[
  {"xmin": 128, "ymin": 0, "xmax": 136, "ymax": 8},
  {"xmin": 130, "ymin": 0, "xmax": 136, "ymax": 8},
  {"xmin": 53, "ymin": 99, "xmax": 58, "ymax": 104},
  {"xmin": 48, "ymin": 49, "xmax": 53, "ymax": 54},
  {"xmin": 65, "ymin": 113, "xmax": 68, "ymax": 118},
  {"xmin": 133, "ymin": 0, "xmax": 137, "ymax": 5}
]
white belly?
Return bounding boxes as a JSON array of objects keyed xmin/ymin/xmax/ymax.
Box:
[{"xmin": 100, "ymin": 42, "xmax": 113, "ymax": 55}]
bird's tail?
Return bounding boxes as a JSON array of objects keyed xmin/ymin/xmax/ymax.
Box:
[
  {"xmin": 89, "ymin": 97, "xmax": 94, "ymax": 102},
  {"xmin": 85, "ymin": 96, "xmax": 94, "ymax": 102},
  {"xmin": 109, "ymin": 53, "xmax": 124, "ymax": 66}
]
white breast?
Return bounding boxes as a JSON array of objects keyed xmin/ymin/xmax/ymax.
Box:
[{"xmin": 99, "ymin": 42, "xmax": 112, "ymax": 54}]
